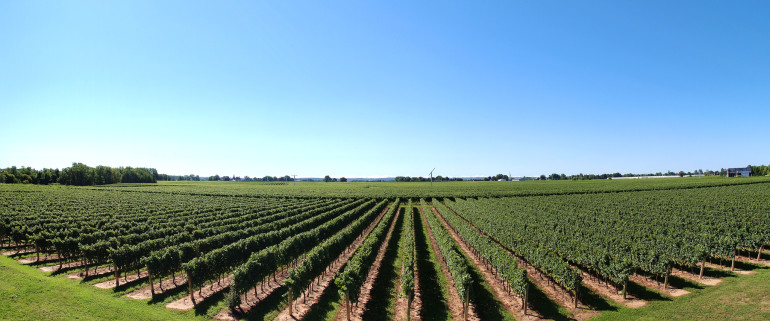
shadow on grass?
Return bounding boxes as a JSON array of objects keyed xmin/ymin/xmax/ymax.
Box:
[
  {"xmin": 303, "ymin": 278, "xmax": 342, "ymax": 320},
  {"xmin": 148, "ymin": 282, "xmax": 188, "ymax": 304},
  {"xmin": 80, "ymin": 270, "xmax": 116, "ymax": 283},
  {"xmin": 526, "ymin": 281, "xmax": 573, "ymax": 321},
  {"xmin": 413, "ymin": 209, "xmax": 450, "ymax": 321},
  {"xmin": 626, "ymin": 281, "xmax": 671, "ymax": 302},
  {"xmin": 709, "ymin": 257, "xmax": 766, "ymax": 271},
  {"xmin": 666, "ymin": 275, "xmax": 704, "ymax": 291},
  {"xmin": 193, "ymin": 286, "xmax": 227, "ymax": 316},
  {"xmin": 49, "ymin": 262, "xmax": 108, "ymax": 276},
  {"xmin": 579, "ymin": 284, "xmax": 617, "ymax": 312},
  {"xmin": 361, "ymin": 211, "xmax": 404, "ymax": 321},
  {"xmin": 21, "ymin": 257, "xmax": 62, "ymax": 266},
  {"xmin": 114, "ymin": 274, "xmax": 150, "ymax": 292},
  {"xmin": 240, "ymin": 285, "xmax": 286, "ymax": 321},
  {"xmin": 738, "ymin": 248, "xmax": 770, "ymax": 261}
]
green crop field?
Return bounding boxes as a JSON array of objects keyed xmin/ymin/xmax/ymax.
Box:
[{"xmin": 2, "ymin": 177, "xmax": 769, "ymax": 321}]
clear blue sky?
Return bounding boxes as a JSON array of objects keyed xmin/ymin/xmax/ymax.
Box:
[{"xmin": 2, "ymin": 1, "xmax": 768, "ymax": 178}]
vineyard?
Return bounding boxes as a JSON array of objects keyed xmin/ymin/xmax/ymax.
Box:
[{"xmin": 1, "ymin": 178, "xmax": 769, "ymax": 321}]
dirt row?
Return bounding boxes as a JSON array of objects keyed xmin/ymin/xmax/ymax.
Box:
[
  {"xmin": 704, "ymin": 262, "xmax": 756, "ymax": 275},
  {"xmin": 418, "ymin": 207, "xmax": 480, "ymax": 321},
  {"xmin": 213, "ymin": 267, "xmax": 292, "ymax": 320},
  {"xmin": 167, "ymin": 276, "xmax": 233, "ymax": 310},
  {"xmin": 18, "ymin": 253, "xmax": 62, "ymax": 264},
  {"xmin": 171, "ymin": 207, "xmax": 391, "ymax": 312},
  {"xmin": 394, "ymin": 208, "xmax": 422, "ymax": 321},
  {"xmin": 95, "ymin": 270, "xmax": 150, "ymax": 289},
  {"xmin": 39, "ymin": 260, "xmax": 86, "ymax": 273},
  {"xmin": 127, "ymin": 273, "xmax": 188, "ymax": 300},
  {"xmin": 628, "ymin": 273, "xmax": 690, "ymax": 297},
  {"xmin": 334, "ymin": 207, "xmax": 404, "ymax": 321},
  {"xmin": 273, "ymin": 207, "xmax": 391, "ymax": 321},
  {"xmin": 66, "ymin": 265, "xmax": 114, "ymax": 280},
  {"xmin": 2, "ymin": 248, "xmax": 36, "ymax": 256},
  {"xmin": 437, "ymin": 203, "xmax": 609, "ymax": 316},
  {"xmin": 431, "ymin": 206, "xmax": 553, "ymax": 321},
  {"xmin": 735, "ymin": 255, "xmax": 770, "ymax": 267},
  {"xmin": 393, "ymin": 208, "xmax": 422, "ymax": 321},
  {"xmin": 438, "ymin": 202, "xmax": 661, "ymax": 311}
]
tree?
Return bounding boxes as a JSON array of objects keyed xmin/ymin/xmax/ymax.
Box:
[
  {"xmin": 549, "ymin": 173, "xmax": 560, "ymax": 180},
  {"xmin": 678, "ymin": 171, "xmax": 685, "ymax": 177},
  {"xmin": 340, "ymin": 177, "xmax": 347, "ymax": 182},
  {"xmin": 324, "ymin": 175, "xmax": 332, "ymax": 182},
  {"xmin": 60, "ymin": 163, "xmax": 95, "ymax": 186},
  {"xmin": 539, "ymin": 174, "xmax": 547, "ymax": 180}
]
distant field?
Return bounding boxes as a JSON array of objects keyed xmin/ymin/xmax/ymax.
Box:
[
  {"xmin": 1, "ymin": 177, "xmax": 769, "ymax": 320},
  {"xmin": 54, "ymin": 175, "xmax": 770, "ymax": 197}
]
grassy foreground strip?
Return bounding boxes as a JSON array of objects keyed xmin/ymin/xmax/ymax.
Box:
[
  {"xmin": 593, "ymin": 265, "xmax": 770, "ymax": 321},
  {"xmin": 0, "ymin": 255, "xmax": 203, "ymax": 321}
]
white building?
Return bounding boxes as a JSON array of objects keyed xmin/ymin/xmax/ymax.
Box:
[{"xmin": 727, "ymin": 167, "xmax": 752, "ymax": 177}]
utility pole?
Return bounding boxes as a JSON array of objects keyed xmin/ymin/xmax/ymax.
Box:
[{"xmin": 291, "ymin": 175, "xmax": 296, "ymax": 186}]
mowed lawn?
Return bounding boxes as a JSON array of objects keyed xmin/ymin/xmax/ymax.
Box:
[
  {"xmin": 593, "ymin": 264, "xmax": 770, "ymax": 321},
  {"xmin": 0, "ymin": 255, "xmax": 205, "ymax": 321}
]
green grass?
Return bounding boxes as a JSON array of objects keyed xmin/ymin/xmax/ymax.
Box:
[
  {"xmin": 0, "ymin": 255, "xmax": 206, "ymax": 321},
  {"xmin": 591, "ymin": 264, "xmax": 770, "ymax": 321},
  {"xmin": 301, "ymin": 277, "xmax": 344, "ymax": 320}
]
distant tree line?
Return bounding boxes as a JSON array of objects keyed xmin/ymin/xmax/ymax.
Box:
[
  {"xmin": 175, "ymin": 174, "xmax": 201, "ymax": 181},
  {"xmin": 530, "ymin": 164, "xmax": 770, "ymax": 181},
  {"xmin": 208, "ymin": 175, "xmax": 294, "ymax": 182},
  {"xmin": 394, "ymin": 176, "xmax": 463, "ymax": 182},
  {"xmin": 0, "ymin": 163, "xmax": 167, "ymax": 186}
]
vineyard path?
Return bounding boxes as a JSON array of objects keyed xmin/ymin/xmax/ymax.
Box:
[
  {"xmin": 418, "ymin": 207, "xmax": 480, "ymax": 321},
  {"xmin": 334, "ymin": 207, "xmax": 403, "ymax": 321},
  {"xmin": 127, "ymin": 274, "xmax": 188, "ymax": 300}
]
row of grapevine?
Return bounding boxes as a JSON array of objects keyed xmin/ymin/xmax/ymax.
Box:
[
  {"xmin": 226, "ymin": 199, "xmax": 386, "ymax": 310},
  {"xmin": 335, "ymin": 199, "xmax": 401, "ymax": 320},
  {"xmin": 140, "ymin": 199, "xmax": 343, "ymax": 291},
  {"xmin": 450, "ymin": 183, "xmax": 770, "ymax": 295},
  {"xmin": 75, "ymin": 175, "xmax": 770, "ymax": 199},
  {"xmin": 185, "ymin": 199, "xmax": 371, "ymax": 295},
  {"xmin": 400, "ymin": 201, "xmax": 415, "ymax": 320},
  {"xmin": 432, "ymin": 200, "xmax": 532, "ymax": 308},
  {"xmin": 285, "ymin": 199, "xmax": 392, "ymax": 303},
  {"xmin": 108, "ymin": 199, "xmax": 321, "ymax": 285},
  {"xmin": 419, "ymin": 199, "xmax": 473, "ymax": 320}
]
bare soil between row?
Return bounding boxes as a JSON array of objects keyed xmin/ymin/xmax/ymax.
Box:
[
  {"xmin": 418, "ymin": 207, "xmax": 480, "ymax": 321},
  {"xmin": 273, "ymin": 207, "xmax": 390, "ymax": 321}
]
